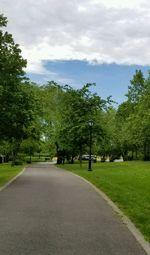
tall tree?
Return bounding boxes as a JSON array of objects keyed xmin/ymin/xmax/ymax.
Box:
[
  {"xmin": 39, "ymin": 81, "xmax": 64, "ymax": 157},
  {"xmin": 56, "ymin": 83, "xmax": 108, "ymax": 163},
  {"xmin": 116, "ymin": 70, "xmax": 150, "ymax": 160},
  {"xmin": 0, "ymin": 14, "xmax": 40, "ymax": 160},
  {"xmin": 126, "ymin": 70, "xmax": 145, "ymax": 104}
]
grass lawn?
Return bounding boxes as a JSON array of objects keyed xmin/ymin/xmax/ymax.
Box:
[
  {"xmin": 60, "ymin": 161, "xmax": 150, "ymax": 242},
  {"xmin": 0, "ymin": 163, "xmax": 25, "ymax": 188}
]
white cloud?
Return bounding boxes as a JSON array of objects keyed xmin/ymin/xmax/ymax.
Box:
[
  {"xmin": 91, "ymin": 0, "xmax": 143, "ymax": 8},
  {"xmin": 1, "ymin": 0, "xmax": 150, "ymax": 75}
]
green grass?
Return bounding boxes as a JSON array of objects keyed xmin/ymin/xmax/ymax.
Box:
[
  {"xmin": 60, "ymin": 161, "xmax": 150, "ymax": 242},
  {"xmin": 0, "ymin": 163, "xmax": 25, "ymax": 187}
]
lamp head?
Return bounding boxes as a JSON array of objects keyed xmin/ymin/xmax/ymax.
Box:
[{"xmin": 88, "ymin": 120, "xmax": 93, "ymax": 127}]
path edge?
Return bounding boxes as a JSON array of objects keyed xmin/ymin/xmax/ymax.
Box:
[
  {"xmin": 0, "ymin": 166, "xmax": 27, "ymax": 192},
  {"xmin": 67, "ymin": 170, "xmax": 150, "ymax": 255}
]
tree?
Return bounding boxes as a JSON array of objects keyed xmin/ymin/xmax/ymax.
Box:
[
  {"xmin": 115, "ymin": 70, "xmax": 150, "ymax": 160},
  {"xmin": 38, "ymin": 81, "xmax": 64, "ymax": 157},
  {"xmin": 126, "ymin": 70, "xmax": 145, "ymax": 104},
  {"xmin": 0, "ymin": 14, "xmax": 40, "ymax": 160},
  {"xmin": 56, "ymin": 83, "xmax": 108, "ymax": 163},
  {"xmin": 98, "ymin": 108, "xmax": 121, "ymax": 160},
  {"xmin": 0, "ymin": 14, "xmax": 27, "ymax": 140},
  {"xmin": 133, "ymin": 81, "xmax": 150, "ymax": 160}
]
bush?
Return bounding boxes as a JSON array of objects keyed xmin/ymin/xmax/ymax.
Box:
[
  {"xmin": 26, "ymin": 160, "xmax": 32, "ymax": 164},
  {"xmin": 11, "ymin": 160, "xmax": 23, "ymax": 166}
]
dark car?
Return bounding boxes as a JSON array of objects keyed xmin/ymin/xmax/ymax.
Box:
[{"xmin": 109, "ymin": 154, "xmax": 120, "ymax": 162}]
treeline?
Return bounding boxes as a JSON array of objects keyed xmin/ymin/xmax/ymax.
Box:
[
  {"xmin": 0, "ymin": 14, "xmax": 150, "ymax": 163},
  {"xmin": 113, "ymin": 70, "xmax": 150, "ymax": 161}
]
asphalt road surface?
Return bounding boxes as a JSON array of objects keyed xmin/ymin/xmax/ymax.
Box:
[{"xmin": 0, "ymin": 163, "xmax": 147, "ymax": 255}]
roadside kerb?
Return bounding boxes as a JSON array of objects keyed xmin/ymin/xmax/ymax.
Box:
[
  {"xmin": 0, "ymin": 166, "xmax": 27, "ymax": 192},
  {"xmin": 67, "ymin": 170, "xmax": 150, "ymax": 255}
]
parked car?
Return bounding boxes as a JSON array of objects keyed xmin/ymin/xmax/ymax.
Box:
[
  {"xmin": 81, "ymin": 155, "xmax": 97, "ymax": 162},
  {"xmin": 109, "ymin": 154, "xmax": 120, "ymax": 162}
]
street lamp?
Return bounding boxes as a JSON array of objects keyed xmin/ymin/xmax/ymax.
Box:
[{"xmin": 88, "ymin": 120, "xmax": 93, "ymax": 171}]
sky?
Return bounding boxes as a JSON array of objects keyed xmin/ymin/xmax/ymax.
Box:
[{"xmin": 1, "ymin": 0, "xmax": 150, "ymax": 104}]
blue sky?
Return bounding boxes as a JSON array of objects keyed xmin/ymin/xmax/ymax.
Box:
[
  {"xmin": 1, "ymin": 0, "xmax": 150, "ymax": 105},
  {"xmin": 28, "ymin": 61, "xmax": 150, "ymax": 104}
]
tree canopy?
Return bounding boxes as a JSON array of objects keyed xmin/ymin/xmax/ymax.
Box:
[
  {"xmin": 0, "ymin": 13, "xmax": 150, "ymax": 163},
  {"xmin": 0, "ymin": 14, "xmax": 41, "ymax": 161}
]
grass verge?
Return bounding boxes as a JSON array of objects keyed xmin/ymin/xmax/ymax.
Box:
[
  {"xmin": 0, "ymin": 163, "xmax": 26, "ymax": 188},
  {"xmin": 60, "ymin": 161, "xmax": 150, "ymax": 242}
]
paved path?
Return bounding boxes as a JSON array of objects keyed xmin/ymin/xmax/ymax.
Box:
[{"xmin": 0, "ymin": 164, "xmax": 147, "ymax": 255}]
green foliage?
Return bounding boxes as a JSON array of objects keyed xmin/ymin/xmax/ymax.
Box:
[
  {"xmin": 98, "ymin": 108, "xmax": 120, "ymax": 157},
  {"xmin": 0, "ymin": 163, "xmax": 25, "ymax": 187},
  {"xmin": 56, "ymin": 83, "xmax": 109, "ymax": 160},
  {"xmin": 114, "ymin": 69, "xmax": 150, "ymax": 160},
  {"xmin": 38, "ymin": 81, "xmax": 64, "ymax": 157},
  {"xmin": 20, "ymin": 138, "xmax": 40, "ymax": 155},
  {"xmin": 1, "ymin": 14, "xmax": 150, "ymax": 162},
  {"xmin": 126, "ymin": 70, "xmax": 145, "ymax": 104},
  {"xmin": 0, "ymin": 14, "xmax": 43, "ymax": 161},
  {"xmin": 0, "ymin": 14, "xmax": 31, "ymax": 142}
]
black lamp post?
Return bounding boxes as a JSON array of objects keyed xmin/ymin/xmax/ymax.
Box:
[{"xmin": 88, "ymin": 120, "xmax": 93, "ymax": 171}]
